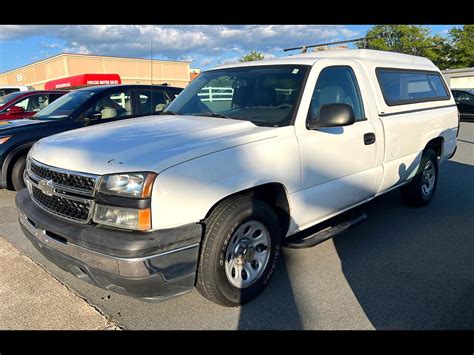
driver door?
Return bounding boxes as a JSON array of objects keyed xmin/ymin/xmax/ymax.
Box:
[{"xmin": 294, "ymin": 63, "xmax": 379, "ymax": 229}]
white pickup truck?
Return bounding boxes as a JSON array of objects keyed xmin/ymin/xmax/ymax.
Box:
[{"xmin": 16, "ymin": 49, "xmax": 459, "ymax": 306}]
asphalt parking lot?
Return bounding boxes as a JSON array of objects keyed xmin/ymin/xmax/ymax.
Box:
[{"xmin": 0, "ymin": 122, "xmax": 472, "ymax": 330}]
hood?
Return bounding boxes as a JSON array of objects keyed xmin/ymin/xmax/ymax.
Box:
[
  {"xmin": 0, "ymin": 118, "xmax": 52, "ymax": 131},
  {"xmin": 30, "ymin": 115, "xmax": 278, "ymax": 175}
]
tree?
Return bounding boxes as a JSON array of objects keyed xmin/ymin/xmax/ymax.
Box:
[
  {"xmin": 447, "ymin": 25, "xmax": 474, "ymax": 68},
  {"xmin": 357, "ymin": 25, "xmax": 452, "ymax": 69},
  {"xmin": 239, "ymin": 50, "xmax": 265, "ymax": 62},
  {"xmin": 424, "ymin": 34, "xmax": 452, "ymax": 70},
  {"xmin": 358, "ymin": 25, "xmax": 434, "ymax": 54}
]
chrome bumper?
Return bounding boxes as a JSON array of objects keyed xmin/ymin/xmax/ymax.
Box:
[
  {"xmin": 18, "ymin": 209, "xmax": 199, "ymax": 279},
  {"xmin": 16, "ymin": 188, "xmax": 202, "ymax": 300}
]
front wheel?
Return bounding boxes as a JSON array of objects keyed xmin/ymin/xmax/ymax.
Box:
[
  {"xmin": 400, "ymin": 149, "xmax": 439, "ymax": 206},
  {"xmin": 196, "ymin": 195, "xmax": 281, "ymax": 307}
]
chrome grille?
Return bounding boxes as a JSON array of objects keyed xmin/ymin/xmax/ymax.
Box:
[
  {"xmin": 30, "ymin": 160, "xmax": 96, "ymax": 194},
  {"xmin": 26, "ymin": 158, "xmax": 99, "ymax": 224},
  {"xmin": 31, "ymin": 185, "xmax": 91, "ymax": 222}
]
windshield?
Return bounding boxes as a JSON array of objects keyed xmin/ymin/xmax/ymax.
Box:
[
  {"xmin": 166, "ymin": 65, "xmax": 310, "ymax": 127},
  {"xmin": 0, "ymin": 92, "xmax": 23, "ymax": 106},
  {"xmin": 33, "ymin": 90, "xmax": 96, "ymax": 120}
]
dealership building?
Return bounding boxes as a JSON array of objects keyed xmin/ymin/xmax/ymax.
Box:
[
  {"xmin": 0, "ymin": 53, "xmax": 192, "ymax": 89},
  {"xmin": 441, "ymin": 67, "xmax": 474, "ymax": 89}
]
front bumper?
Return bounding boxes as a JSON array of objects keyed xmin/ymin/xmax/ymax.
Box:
[{"xmin": 15, "ymin": 189, "xmax": 203, "ymax": 301}]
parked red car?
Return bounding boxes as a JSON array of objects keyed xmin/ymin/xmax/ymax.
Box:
[{"xmin": 0, "ymin": 90, "xmax": 68, "ymax": 121}]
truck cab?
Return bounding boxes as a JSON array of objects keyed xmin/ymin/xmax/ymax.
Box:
[{"xmin": 16, "ymin": 49, "xmax": 458, "ymax": 306}]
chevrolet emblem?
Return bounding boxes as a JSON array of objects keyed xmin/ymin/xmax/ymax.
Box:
[{"xmin": 38, "ymin": 179, "xmax": 54, "ymax": 196}]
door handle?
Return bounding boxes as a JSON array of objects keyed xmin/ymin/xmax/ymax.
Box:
[{"xmin": 364, "ymin": 133, "xmax": 376, "ymax": 145}]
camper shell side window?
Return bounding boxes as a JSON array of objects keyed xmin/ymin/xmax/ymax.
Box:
[{"xmin": 375, "ymin": 68, "xmax": 451, "ymax": 106}]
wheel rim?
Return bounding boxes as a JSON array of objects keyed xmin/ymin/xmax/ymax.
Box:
[
  {"xmin": 224, "ymin": 220, "xmax": 271, "ymax": 289},
  {"xmin": 421, "ymin": 160, "xmax": 436, "ymax": 197}
]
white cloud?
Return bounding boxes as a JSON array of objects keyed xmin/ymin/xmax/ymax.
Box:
[
  {"xmin": 0, "ymin": 25, "xmax": 62, "ymax": 40},
  {"xmin": 199, "ymin": 57, "xmax": 215, "ymax": 67},
  {"xmin": 340, "ymin": 28, "xmax": 361, "ymax": 38},
  {"xmin": 41, "ymin": 42, "xmax": 62, "ymax": 49},
  {"xmin": 0, "ymin": 25, "xmax": 365, "ymax": 68},
  {"xmin": 221, "ymin": 56, "xmax": 241, "ymax": 65}
]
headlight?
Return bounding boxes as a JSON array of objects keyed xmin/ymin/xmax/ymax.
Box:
[
  {"xmin": 93, "ymin": 204, "xmax": 151, "ymax": 231},
  {"xmin": 0, "ymin": 135, "xmax": 12, "ymax": 144},
  {"xmin": 98, "ymin": 172, "xmax": 156, "ymax": 198},
  {"xmin": 94, "ymin": 172, "xmax": 156, "ymax": 231}
]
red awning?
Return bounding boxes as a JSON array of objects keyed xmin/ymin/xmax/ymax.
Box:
[{"xmin": 44, "ymin": 74, "xmax": 121, "ymax": 90}]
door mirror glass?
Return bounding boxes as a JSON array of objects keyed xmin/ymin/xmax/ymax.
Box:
[
  {"xmin": 308, "ymin": 103, "xmax": 355, "ymax": 129},
  {"xmin": 84, "ymin": 111, "xmax": 102, "ymax": 121}
]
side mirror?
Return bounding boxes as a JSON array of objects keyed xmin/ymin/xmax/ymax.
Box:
[
  {"xmin": 84, "ymin": 112, "xmax": 102, "ymax": 121},
  {"xmin": 8, "ymin": 106, "xmax": 25, "ymax": 115},
  {"xmin": 83, "ymin": 112, "xmax": 102, "ymax": 126},
  {"xmin": 308, "ymin": 103, "xmax": 355, "ymax": 129}
]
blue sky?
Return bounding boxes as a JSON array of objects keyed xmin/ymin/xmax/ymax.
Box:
[{"xmin": 0, "ymin": 25, "xmax": 460, "ymax": 73}]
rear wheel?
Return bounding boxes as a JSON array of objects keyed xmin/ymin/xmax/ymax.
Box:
[
  {"xmin": 400, "ymin": 149, "xmax": 438, "ymax": 206},
  {"xmin": 196, "ymin": 195, "xmax": 281, "ymax": 307},
  {"xmin": 11, "ymin": 155, "xmax": 27, "ymax": 191}
]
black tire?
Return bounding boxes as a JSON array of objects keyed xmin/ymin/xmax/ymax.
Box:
[
  {"xmin": 196, "ymin": 195, "xmax": 281, "ymax": 307},
  {"xmin": 400, "ymin": 149, "xmax": 438, "ymax": 206},
  {"xmin": 11, "ymin": 155, "xmax": 27, "ymax": 191}
]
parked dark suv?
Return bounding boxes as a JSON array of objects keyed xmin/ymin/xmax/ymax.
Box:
[
  {"xmin": 0, "ymin": 84, "xmax": 182, "ymax": 191},
  {"xmin": 451, "ymin": 88, "xmax": 474, "ymax": 121}
]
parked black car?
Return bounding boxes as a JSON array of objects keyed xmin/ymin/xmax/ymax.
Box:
[
  {"xmin": 0, "ymin": 84, "xmax": 182, "ymax": 191},
  {"xmin": 451, "ymin": 88, "xmax": 474, "ymax": 121}
]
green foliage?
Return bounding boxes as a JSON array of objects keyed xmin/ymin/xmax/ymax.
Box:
[
  {"xmin": 448, "ymin": 25, "xmax": 474, "ymax": 68},
  {"xmin": 239, "ymin": 50, "xmax": 265, "ymax": 62},
  {"xmin": 358, "ymin": 25, "xmax": 432, "ymax": 54},
  {"xmin": 358, "ymin": 25, "xmax": 474, "ymax": 70}
]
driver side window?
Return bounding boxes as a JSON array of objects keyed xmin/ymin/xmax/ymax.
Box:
[
  {"xmin": 309, "ymin": 66, "xmax": 365, "ymax": 122},
  {"xmin": 12, "ymin": 95, "xmax": 49, "ymax": 112},
  {"xmin": 84, "ymin": 90, "xmax": 132, "ymax": 120},
  {"xmin": 14, "ymin": 97, "xmax": 30, "ymax": 110},
  {"xmin": 27, "ymin": 94, "xmax": 50, "ymax": 112}
]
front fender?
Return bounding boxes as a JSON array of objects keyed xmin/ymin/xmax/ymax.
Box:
[{"xmin": 150, "ymin": 131, "xmax": 300, "ymax": 230}]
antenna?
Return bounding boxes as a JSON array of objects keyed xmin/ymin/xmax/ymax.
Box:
[
  {"xmin": 283, "ymin": 37, "xmax": 377, "ymax": 53},
  {"xmin": 388, "ymin": 44, "xmax": 441, "ymax": 56},
  {"xmin": 150, "ymin": 39, "xmax": 153, "ymax": 86},
  {"xmin": 150, "ymin": 39, "xmax": 153, "ymax": 114},
  {"xmin": 411, "ymin": 44, "xmax": 441, "ymax": 55}
]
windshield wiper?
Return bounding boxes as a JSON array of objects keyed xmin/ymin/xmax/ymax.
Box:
[{"xmin": 199, "ymin": 112, "xmax": 237, "ymax": 119}]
